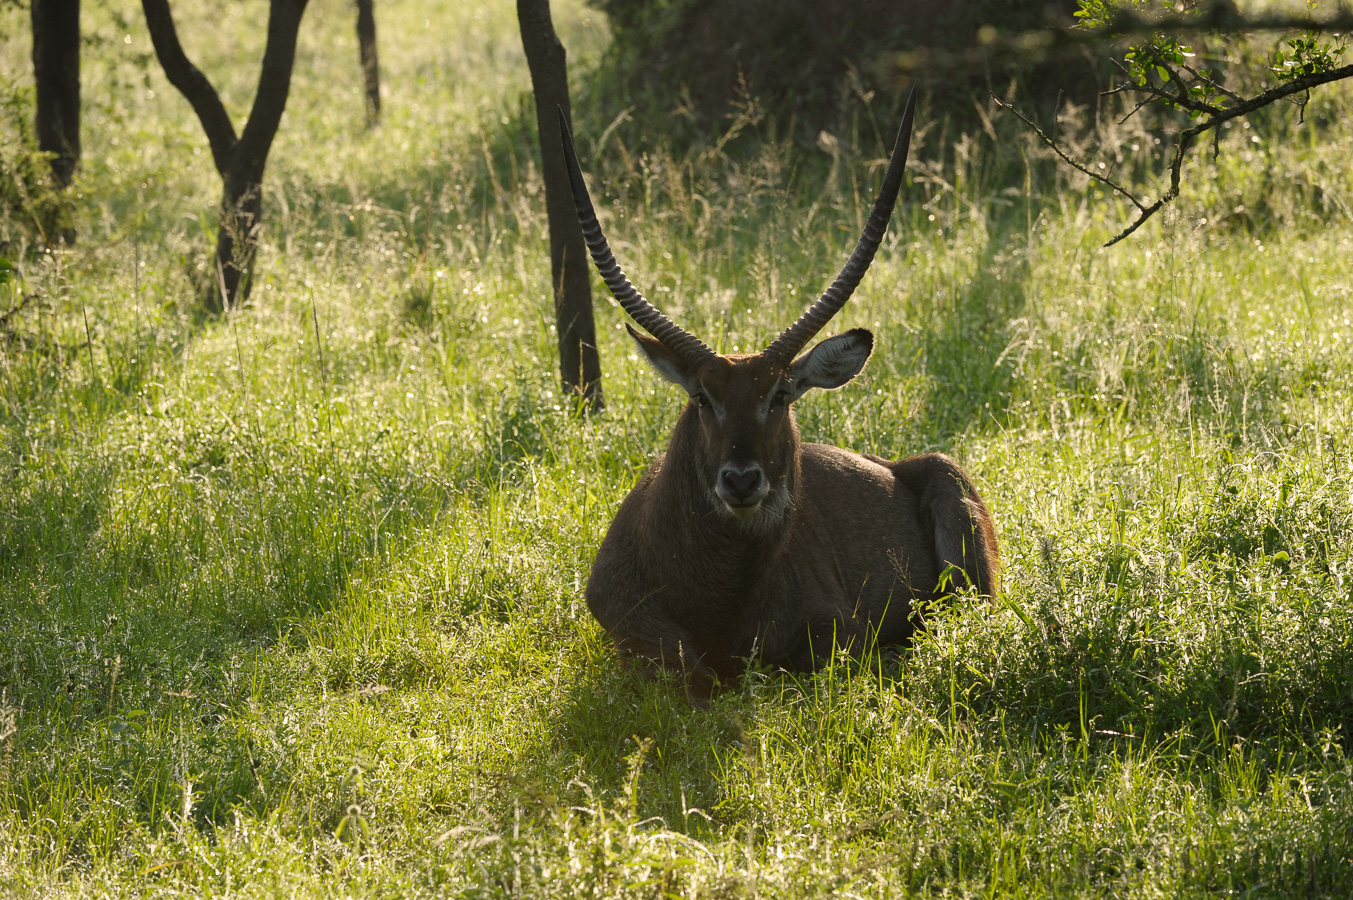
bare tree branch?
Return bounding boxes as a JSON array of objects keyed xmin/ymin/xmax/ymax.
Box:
[
  {"xmin": 1179, "ymin": 59, "xmax": 1242, "ymax": 104},
  {"xmin": 142, "ymin": 0, "xmax": 236, "ymax": 177},
  {"xmin": 991, "ymin": 94, "xmax": 1146, "ymax": 213},
  {"xmin": 1103, "ymin": 61, "xmax": 1353, "ymax": 246},
  {"xmin": 0, "ymin": 291, "xmax": 34, "ymax": 332},
  {"xmin": 897, "ymin": 1, "xmax": 1353, "ymax": 246},
  {"xmin": 231, "ymin": 0, "xmax": 307, "ymax": 188},
  {"xmin": 1115, "ymin": 94, "xmax": 1155, "ymax": 125}
]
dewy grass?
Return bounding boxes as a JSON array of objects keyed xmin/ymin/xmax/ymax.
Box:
[{"xmin": 2, "ymin": 0, "xmax": 1353, "ymax": 896}]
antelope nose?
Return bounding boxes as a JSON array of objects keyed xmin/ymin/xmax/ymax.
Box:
[{"xmin": 719, "ymin": 465, "xmax": 764, "ymax": 501}]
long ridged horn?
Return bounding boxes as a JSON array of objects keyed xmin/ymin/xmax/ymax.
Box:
[
  {"xmin": 764, "ymin": 85, "xmax": 918, "ymax": 364},
  {"xmin": 557, "ymin": 108, "xmax": 715, "ymax": 365}
]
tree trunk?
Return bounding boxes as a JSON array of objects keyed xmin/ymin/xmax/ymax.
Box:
[
  {"xmin": 31, "ymin": 0, "xmax": 80, "ymax": 190},
  {"xmin": 517, "ymin": 0, "xmax": 603, "ymax": 412},
  {"xmin": 356, "ymin": 0, "xmax": 380, "ymax": 125},
  {"xmin": 211, "ymin": 178, "xmax": 263, "ymax": 311},
  {"xmin": 143, "ymin": 0, "xmax": 308, "ymax": 313}
]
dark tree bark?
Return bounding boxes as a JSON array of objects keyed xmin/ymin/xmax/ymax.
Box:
[
  {"xmin": 355, "ymin": 0, "xmax": 380, "ymax": 125},
  {"xmin": 30, "ymin": 0, "xmax": 80, "ymax": 192},
  {"xmin": 143, "ymin": 0, "xmax": 309, "ymax": 312},
  {"xmin": 517, "ymin": 0, "xmax": 603, "ymax": 411}
]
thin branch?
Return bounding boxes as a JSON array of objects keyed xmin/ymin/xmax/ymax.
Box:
[
  {"xmin": 1112, "ymin": 77, "xmax": 1192, "ymax": 111},
  {"xmin": 1179, "ymin": 60, "xmax": 1243, "ymax": 104},
  {"xmin": 1103, "ymin": 61, "xmax": 1353, "ymax": 245},
  {"xmin": 141, "ymin": 0, "xmax": 237, "ymax": 177},
  {"xmin": 1139, "ymin": 46, "xmax": 1223, "ymax": 115},
  {"xmin": 0, "ymin": 291, "xmax": 34, "ymax": 331},
  {"xmin": 991, "ymin": 94, "xmax": 1146, "ymax": 212},
  {"xmin": 1116, "ymin": 94, "xmax": 1155, "ymax": 125},
  {"xmin": 1107, "ymin": 49, "xmax": 1245, "ymax": 116}
]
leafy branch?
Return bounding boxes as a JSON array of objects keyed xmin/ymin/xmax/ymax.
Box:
[
  {"xmin": 1004, "ymin": 55, "xmax": 1353, "ymax": 245},
  {"xmin": 924, "ymin": 0, "xmax": 1353, "ymax": 246}
]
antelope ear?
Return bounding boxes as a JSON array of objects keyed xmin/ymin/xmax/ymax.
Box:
[
  {"xmin": 626, "ymin": 323, "xmax": 699, "ymax": 394},
  {"xmin": 786, "ymin": 328, "xmax": 873, "ymax": 401}
]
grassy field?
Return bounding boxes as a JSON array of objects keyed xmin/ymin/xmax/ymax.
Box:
[{"xmin": 2, "ymin": 0, "xmax": 1353, "ymax": 896}]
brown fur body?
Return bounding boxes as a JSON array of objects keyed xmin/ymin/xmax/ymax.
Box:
[{"xmin": 586, "ymin": 367, "xmax": 998, "ymax": 696}]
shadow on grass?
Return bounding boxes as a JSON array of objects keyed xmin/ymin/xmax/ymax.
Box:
[
  {"xmin": 0, "ymin": 352, "xmax": 464, "ymax": 856},
  {"xmin": 911, "ymin": 228, "xmax": 1029, "ymax": 443},
  {"xmin": 523, "ymin": 659, "xmax": 751, "ymax": 834}
]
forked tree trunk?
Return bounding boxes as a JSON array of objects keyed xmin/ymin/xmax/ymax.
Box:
[
  {"xmin": 143, "ymin": 0, "xmax": 309, "ymax": 312},
  {"xmin": 517, "ymin": 0, "xmax": 604, "ymax": 411},
  {"xmin": 355, "ymin": 0, "xmax": 380, "ymax": 125},
  {"xmin": 31, "ymin": 0, "xmax": 80, "ymax": 191}
]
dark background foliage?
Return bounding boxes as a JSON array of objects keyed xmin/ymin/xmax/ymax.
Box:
[{"xmin": 587, "ymin": 0, "xmax": 1090, "ymax": 134}]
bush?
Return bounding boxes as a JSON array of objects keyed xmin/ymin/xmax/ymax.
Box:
[{"xmin": 0, "ymin": 80, "xmax": 73, "ymax": 249}]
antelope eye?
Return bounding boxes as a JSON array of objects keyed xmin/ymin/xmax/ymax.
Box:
[
  {"xmin": 772, "ymin": 390, "xmax": 789, "ymax": 406},
  {"xmin": 694, "ymin": 393, "xmax": 710, "ymax": 408}
]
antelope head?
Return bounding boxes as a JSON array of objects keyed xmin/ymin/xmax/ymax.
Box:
[{"xmin": 559, "ymin": 89, "xmax": 916, "ymax": 524}]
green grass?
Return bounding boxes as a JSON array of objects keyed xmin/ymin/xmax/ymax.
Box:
[{"xmin": 2, "ymin": 0, "xmax": 1353, "ymax": 896}]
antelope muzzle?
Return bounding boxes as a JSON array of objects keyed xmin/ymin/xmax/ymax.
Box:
[{"xmin": 716, "ymin": 462, "xmax": 768, "ymax": 516}]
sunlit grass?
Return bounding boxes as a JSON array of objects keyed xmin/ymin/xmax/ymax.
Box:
[{"xmin": 2, "ymin": 0, "xmax": 1353, "ymax": 896}]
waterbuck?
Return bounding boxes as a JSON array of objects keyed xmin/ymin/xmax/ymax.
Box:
[{"xmin": 560, "ymin": 91, "xmax": 998, "ymax": 700}]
